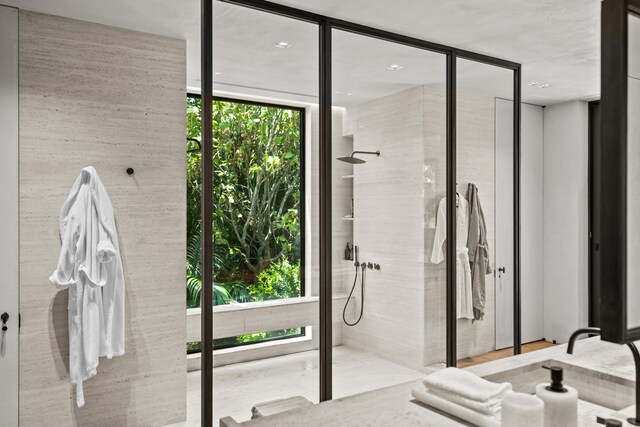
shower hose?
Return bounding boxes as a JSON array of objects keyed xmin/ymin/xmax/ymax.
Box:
[{"xmin": 343, "ymin": 264, "xmax": 366, "ymax": 326}]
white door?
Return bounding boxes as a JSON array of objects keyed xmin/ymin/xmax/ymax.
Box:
[
  {"xmin": 0, "ymin": 6, "xmax": 19, "ymax": 427},
  {"xmin": 495, "ymin": 100, "xmax": 545, "ymax": 350},
  {"xmin": 495, "ymin": 99, "xmax": 515, "ymax": 350},
  {"xmin": 520, "ymin": 104, "xmax": 544, "ymax": 344}
]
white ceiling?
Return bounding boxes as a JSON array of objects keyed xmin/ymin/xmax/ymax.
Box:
[
  {"xmin": 1, "ymin": 0, "xmax": 601, "ymax": 106},
  {"xmin": 272, "ymin": 0, "xmax": 602, "ymax": 106}
]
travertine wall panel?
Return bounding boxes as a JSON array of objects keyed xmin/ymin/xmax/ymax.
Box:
[{"xmin": 19, "ymin": 11, "xmax": 186, "ymax": 426}]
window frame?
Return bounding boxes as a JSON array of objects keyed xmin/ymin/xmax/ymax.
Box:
[{"xmin": 187, "ymin": 92, "xmax": 308, "ymax": 350}]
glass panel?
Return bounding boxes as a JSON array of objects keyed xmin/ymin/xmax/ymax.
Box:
[
  {"xmin": 627, "ymin": 12, "xmax": 640, "ymax": 329},
  {"xmin": 332, "ymin": 29, "xmax": 447, "ymax": 396},
  {"xmin": 213, "ymin": 2, "xmax": 319, "ymax": 424},
  {"xmin": 456, "ymin": 58, "xmax": 515, "ymax": 366}
]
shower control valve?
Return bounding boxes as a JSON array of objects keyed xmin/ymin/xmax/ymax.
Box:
[
  {"xmin": 374, "ymin": 263, "xmax": 381, "ymax": 271},
  {"xmin": 367, "ymin": 262, "xmax": 374, "ymax": 270}
]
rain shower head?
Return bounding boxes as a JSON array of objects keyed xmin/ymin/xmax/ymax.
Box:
[
  {"xmin": 337, "ymin": 156, "xmax": 366, "ymax": 164},
  {"xmin": 337, "ymin": 150, "xmax": 380, "ymax": 164}
]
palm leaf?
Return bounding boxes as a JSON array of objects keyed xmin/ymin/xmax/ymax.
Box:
[
  {"xmin": 187, "ymin": 232, "xmax": 201, "ymax": 276},
  {"xmin": 221, "ymin": 281, "xmax": 252, "ymax": 303},
  {"xmin": 186, "ymin": 273, "xmax": 234, "ymax": 307}
]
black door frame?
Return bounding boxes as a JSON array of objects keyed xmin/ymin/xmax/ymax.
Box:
[
  {"xmin": 588, "ymin": 100, "xmax": 601, "ymax": 328},
  {"xmin": 200, "ymin": 0, "xmax": 522, "ymax": 424},
  {"xmin": 200, "ymin": 1, "xmax": 214, "ymax": 425}
]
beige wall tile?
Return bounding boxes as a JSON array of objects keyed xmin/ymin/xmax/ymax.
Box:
[{"xmin": 19, "ymin": 11, "xmax": 186, "ymax": 426}]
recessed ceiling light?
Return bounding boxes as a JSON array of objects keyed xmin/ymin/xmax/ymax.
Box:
[
  {"xmin": 346, "ymin": 93, "xmax": 353, "ymax": 96},
  {"xmin": 528, "ymin": 81, "xmax": 551, "ymax": 88},
  {"xmin": 215, "ymin": 72, "xmax": 223, "ymax": 75},
  {"xmin": 275, "ymin": 41, "xmax": 292, "ymax": 49},
  {"xmin": 387, "ymin": 64, "xmax": 403, "ymax": 70},
  {"xmin": 335, "ymin": 91, "xmax": 341, "ymax": 94}
]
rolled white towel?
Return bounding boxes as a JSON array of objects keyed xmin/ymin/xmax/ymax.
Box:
[
  {"xmin": 422, "ymin": 367, "xmax": 512, "ymax": 402},
  {"xmin": 411, "ymin": 387, "xmax": 501, "ymax": 427}
]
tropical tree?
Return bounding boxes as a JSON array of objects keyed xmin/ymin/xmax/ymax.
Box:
[
  {"xmin": 185, "ymin": 97, "xmax": 302, "ymax": 310},
  {"xmin": 212, "ymin": 101, "xmax": 301, "ymax": 281}
]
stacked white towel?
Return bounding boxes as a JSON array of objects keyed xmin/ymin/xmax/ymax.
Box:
[{"xmin": 411, "ymin": 367, "xmax": 512, "ymax": 427}]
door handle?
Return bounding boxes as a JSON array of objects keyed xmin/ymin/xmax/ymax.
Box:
[
  {"xmin": 1, "ymin": 312, "xmax": 8, "ymax": 331},
  {"xmin": 1, "ymin": 312, "xmax": 8, "ymax": 357},
  {"xmin": 498, "ymin": 267, "xmax": 506, "ymax": 274}
]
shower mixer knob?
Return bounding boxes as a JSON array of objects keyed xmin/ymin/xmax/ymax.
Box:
[
  {"xmin": 374, "ymin": 263, "xmax": 381, "ymax": 271},
  {"xmin": 367, "ymin": 262, "xmax": 374, "ymax": 269}
]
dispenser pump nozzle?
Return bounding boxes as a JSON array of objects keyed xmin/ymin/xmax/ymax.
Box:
[{"xmin": 542, "ymin": 365, "xmax": 567, "ymax": 393}]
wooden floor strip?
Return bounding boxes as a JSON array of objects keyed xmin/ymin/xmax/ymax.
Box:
[{"xmin": 457, "ymin": 340, "xmax": 558, "ymax": 368}]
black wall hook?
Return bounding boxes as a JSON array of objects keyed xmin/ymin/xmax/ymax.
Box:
[
  {"xmin": 126, "ymin": 167, "xmax": 134, "ymax": 175},
  {"xmin": 187, "ymin": 137, "xmax": 202, "ymax": 153}
]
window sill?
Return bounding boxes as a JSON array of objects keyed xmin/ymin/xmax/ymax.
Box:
[
  {"xmin": 187, "ymin": 333, "xmax": 314, "ymax": 370},
  {"xmin": 186, "ymin": 294, "xmax": 349, "ymax": 342},
  {"xmin": 185, "ymin": 293, "xmax": 350, "ymax": 369}
]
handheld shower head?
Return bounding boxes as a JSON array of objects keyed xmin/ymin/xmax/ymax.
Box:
[{"xmin": 337, "ymin": 150, "xmax": 380, "ymax": 164}]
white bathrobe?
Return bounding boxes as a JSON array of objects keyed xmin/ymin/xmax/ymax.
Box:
[
  {"xmin": 431, "ymin": 196, "xmax": 474, "ymax": 320},
  {"xmin": 50, "ymin": 166, "xmax": 125, "ymax": 407}
]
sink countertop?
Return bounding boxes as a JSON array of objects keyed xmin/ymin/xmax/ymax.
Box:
[
  {"xmin": 227, "ymin": 337, "xmax": 636, "ymax": 426},
  {"xmin": 464, "ymin": 336, "xmax": 637, "ymax": 386}
]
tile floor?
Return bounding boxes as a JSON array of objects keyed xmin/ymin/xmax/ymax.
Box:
[
  {"xmin": 165, "ymin": 345, "xmax": 425, "ymax": 427},
  {"xmin": 167, "ymin": 341, "xmax": 559, "ymax": 426}
]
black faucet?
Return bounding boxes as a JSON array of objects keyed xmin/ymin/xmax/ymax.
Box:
[
  {"xmin": 567, "ymin": 327, "xmax": 640, "ymax": 426},
  {"xmin": 566, "ymin": 327, "xmax": 602, "ymax": 354}
]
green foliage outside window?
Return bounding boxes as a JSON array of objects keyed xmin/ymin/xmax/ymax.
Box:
[{"xmin": 186, "ymin": 96, "xmax": 304, "ymax": 350}]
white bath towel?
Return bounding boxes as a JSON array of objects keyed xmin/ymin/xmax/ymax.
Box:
[
  {"xmin": 411, "ymin": 387, "xmax": 501, "ymax": 427},
  {"xmin": 422, "ymin": 368, "xmax": 512, "ymax": 402},
  {"xmin": 50, "ymin": 167, "xmax": 125, "ymax": 407},
  {"xmin": 428, "ymin": 388, "xmax": 501, "ymax": 417}
]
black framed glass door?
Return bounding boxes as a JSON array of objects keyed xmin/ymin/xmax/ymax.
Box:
[{"xmin": 201, "ymin": 2, "xmax": 522, "ymax": 425}]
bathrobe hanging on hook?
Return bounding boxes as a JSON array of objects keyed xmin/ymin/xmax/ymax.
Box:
[
  {"xmin": 467, "ymin": 183, "xmax": 491, "ymax": 321},
  {"xmin": 50, "ymin": 166, "xmax": 125, "ymax": 408},
  {"xmin": 431, "ymin": 195, "xmax": 474, "ymax": 320}
]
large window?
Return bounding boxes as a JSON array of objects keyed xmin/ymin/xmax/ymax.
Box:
[{"xmin": 186, "ymin": 95, "xmax": 305, "ymax": 350}]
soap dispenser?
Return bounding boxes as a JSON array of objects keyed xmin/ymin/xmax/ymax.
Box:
[
  {"xmin": 535, "ymin": 365, "xmax": 578, "ymax": 427},
  {"xmin": 344, "ymin": 243, "xmax": 352, "ymax": 261}
]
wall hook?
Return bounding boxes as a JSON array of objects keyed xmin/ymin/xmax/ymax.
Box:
[{"xmin": 126, "ymin": 167, "xmax": 135, "ymax": 175}]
